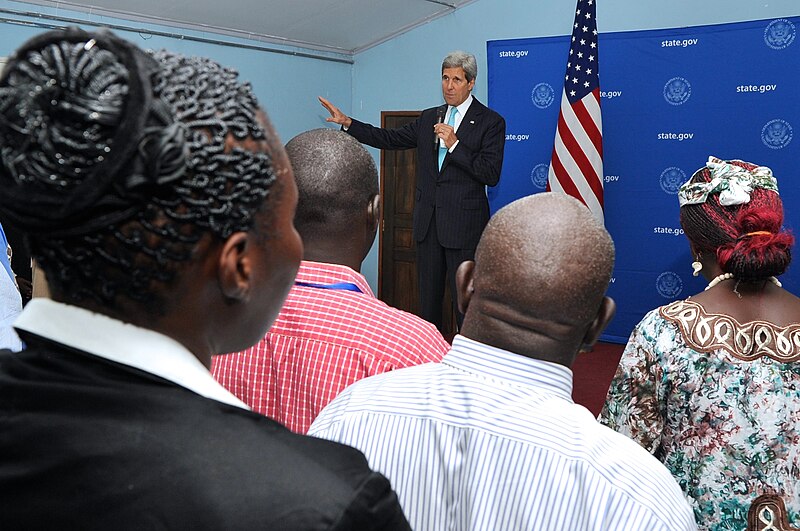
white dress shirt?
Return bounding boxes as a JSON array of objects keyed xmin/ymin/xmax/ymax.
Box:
[
  {"xmin": 445, "ymin": 94, "xmax": 473, "ymax": 152},
  {"xmin": 14, "ymin": 298, "xmax": 249, "ymax": 410},
  {"xmin": 309, "ymin": 335, "xmax": 697, "ymax": 531}
]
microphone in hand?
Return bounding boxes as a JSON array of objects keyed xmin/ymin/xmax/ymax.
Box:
[{"xmin": 435, "ymin": 106, "xmax": 446, "ymax": 147}]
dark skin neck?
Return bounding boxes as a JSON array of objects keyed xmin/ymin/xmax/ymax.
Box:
[
  {"xmin": 301, "ymin": 233, "xmax": 365, "ymax": 272},
  {"xmin": 454, "ymin": 260, "xmax": 616, "ymax": 369},
  {"xmin": 50, "ymin": 236, "xmax": 224, "ymax": 368},
  {"xmin": 690, "ymin": 247, "xmax": 800, "ymax": 326},
  {"xmin": 298, "ymin": 209, "xmax": 376, "ymax": 273},
  {"xmin": 459, "ymin": 299, "xmax": 585, "ymax": 368}
]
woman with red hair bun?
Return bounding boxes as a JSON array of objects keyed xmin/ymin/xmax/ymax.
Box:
[{"xmin": 600, "ymin": 156, "xmax": 800, "ymax": 531}]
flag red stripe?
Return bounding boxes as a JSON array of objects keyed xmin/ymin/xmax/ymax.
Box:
[
  {"xmin": 572, "ymin": 91, "xmax": 603, "ymax": 157},
  {"xmin": 548, "ymin": 0, "xmax": 604, "ymax": 221},
  {"xmin": 556, "ymin": 111, "xmax": 603, "ymax": 206},
  {"xmin": 550, "ymin": 145, "xmax": 588, "ymax": 206}
]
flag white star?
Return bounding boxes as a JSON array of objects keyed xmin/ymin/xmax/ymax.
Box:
[
  {"xmin": 574, "ymin": 22, "xmax": 579, "ymax": 29},
  {"xmin": 582, "ymin": 26, "xmax": 588, "ymax": 32},
  {"xmin": 589, "ymin": 55, "xmax": 595, "ymax": 61},
  {"xmin": 586, "ymin": 68, "xmax": 592, "ymax": 74},
  {"xmin": 584, "ymin": 81, "xmax": 590, "ymax": 87},
  {"xmin": 572, "ymin": 77, "xmax": 578, "ymax": 83},
  {"xmin": 590, "ymin": 41, "xmax": 596, "ymax": 48},
  {"xmin": 577, "ymin": 52, "xmax": 584, "ymax": 58},
  {"xmin": 593, "ymin": 29, "xmax": 598, "ymax": 36},
  {"xmin": 576, "ymin": 9, "xmax": 581, "ymax": 15},
  {"xmin": 570, "ymin": 90, "xmax": 576, "ymax": 96},
  {"xmin": 586, "ymin": 12, "xmax": 591, "ymax": 19},
  {"xmin": 569, "ymin": 49, "xmax": 574, "ymax": 55},
  {"xmin": 575, "ymin": 65, "xmax": 582, "ymax": 71},
  {"xmin": 580, "ymin": 39, "xmax": 586, "ymax": 45}
]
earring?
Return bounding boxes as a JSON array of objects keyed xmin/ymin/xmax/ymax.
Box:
[{"xmin": 691, "ymin": 256, "xmax": 702, "ymax": 277}]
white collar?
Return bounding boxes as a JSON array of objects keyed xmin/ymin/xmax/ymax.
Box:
[
  {"xmin": 452, "ymin": 94, "xmax": 474, "ymax": 118},
  {"xmin": 14, "ymin": 298, "xmax": 250, "ymax": 410},
  {"xmin": 445, "ymin": 335, "xmax": 574, "ymax": 402}
]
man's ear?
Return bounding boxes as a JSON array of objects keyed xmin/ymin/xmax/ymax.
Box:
[
  {"xmin": 366, "ymin": 194, "xmax": 381, "ymax": 233},
  {"xmin": 580, "ymin": 296, "xmax": 616, "ymax": 351},
  {"xmin": 455, "ymin": 260, "xmax": 476, "ymax": 315},
  {"xmin": 217, "ymin": 232, "xmax": 251, "ymax": 301}
]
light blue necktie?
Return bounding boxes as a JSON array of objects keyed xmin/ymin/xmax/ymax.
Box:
[{"xmin": 438, "ymin": 107, "xmax": 457, "ymax": 170}]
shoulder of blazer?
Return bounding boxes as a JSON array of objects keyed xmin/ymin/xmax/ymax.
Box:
[
  {"xmin": 468, "ymin": 98, "xmax": 502, "ymax": 122},
  {"xmin": 421, "ymin": 105, "xmax": 444, "ymax": 122},
  {"xmin": 460, "ymin": 98, "xmax": 501, "ymax": 131}
]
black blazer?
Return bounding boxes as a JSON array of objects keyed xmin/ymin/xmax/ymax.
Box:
[
  {"xmin": 348, "ymin": 97, "xmax": 505, "ymax": 249},
  {"xmin": 0, "ymin": 334, "xmax": 410, "ymax": 530}
]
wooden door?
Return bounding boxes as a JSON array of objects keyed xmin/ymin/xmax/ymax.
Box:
[{"xmin": 378, "ymin": 111, "xmax": 456, "ymax": 339}]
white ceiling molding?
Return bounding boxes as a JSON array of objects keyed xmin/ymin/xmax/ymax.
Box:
[{"xmin": 9, "ymin": 0, "xmax": 477, "ymax": 55}]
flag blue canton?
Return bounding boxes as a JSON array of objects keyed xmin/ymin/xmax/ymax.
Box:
[{"xmin": 565, "ymin": 0, "xmax": 599, "ymax": 104}]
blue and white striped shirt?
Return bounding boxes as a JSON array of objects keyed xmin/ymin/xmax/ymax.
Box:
[{"xmin": 309, "ymin": 335, "xmax": 697, "ymax": 530}]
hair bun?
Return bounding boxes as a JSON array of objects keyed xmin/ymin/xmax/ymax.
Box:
[
  {"xmin": 0, "ymin": 28, "xmax": 170, "ymax": 237},
  {"xmin": 0, "ymin": 40, "xmax": 128, "ymax": 187},
  {"xmin": 718, "ymin": 198, "xmax": 793, "ymax": 279}
]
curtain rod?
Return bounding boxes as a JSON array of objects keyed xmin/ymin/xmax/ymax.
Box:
[{"xmin": 0, "ymin": 8, "xmax": 354, "ymax": 65}]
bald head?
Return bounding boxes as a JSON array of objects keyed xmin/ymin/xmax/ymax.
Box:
[
  {"xmin": 284, "ymin": 128, "xmax": 379, "ymax": 269},
  {"xmin": 461, "ymin": 193, "xmax": 615, "ymax": 363},
  {"xmin": 286, "ymin": 129, "xmax": 377, "ymax": 235}
]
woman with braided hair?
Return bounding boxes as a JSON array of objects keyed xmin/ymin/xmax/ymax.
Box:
[
  {"xmin": 0, "ymin": 28, "xmax": 409, "ymax": 529},
  {"xmin": 601, "ymin": 156, "xmax": 800, "ymax": 530}
]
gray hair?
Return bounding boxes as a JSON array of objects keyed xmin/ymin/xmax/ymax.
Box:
[{"xmin": 442, "ymin": 51, "xmax": 477, "ymax": 82}]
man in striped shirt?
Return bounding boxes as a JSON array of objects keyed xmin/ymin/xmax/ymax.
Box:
[
  {"xmin": 212, "ymin": 129, "xmax": 449, "ymax": 434},
  {"xmin": 310, "ymin": 193, "xmax": 697, "ymax": 530}
]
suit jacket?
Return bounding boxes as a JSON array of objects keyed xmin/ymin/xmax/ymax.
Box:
[
  {"xmin": 347, "ymin": 97, "xmax": 505, "ymax": 249},
  {"xmin": 0, "ymin": 333, "xmax": 410, "ymax": 530}
]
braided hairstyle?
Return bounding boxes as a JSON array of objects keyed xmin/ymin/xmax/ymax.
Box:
[
  {"xmin": 0, "ymin": 28, "xmax": 278, "ymax": 315},
  {"xmin": 679, "ymin": 158, "xmax": 793, "ymax": 281}
]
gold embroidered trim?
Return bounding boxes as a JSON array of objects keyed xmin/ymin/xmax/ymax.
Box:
[{"xmin": 660, "ymin": 300, "xmax": 800, "ymax": 363}]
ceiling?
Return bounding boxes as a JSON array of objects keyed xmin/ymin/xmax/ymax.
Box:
[{"xmin": 9, "ymin": 0, "xmax": 476, "ymax": 56}]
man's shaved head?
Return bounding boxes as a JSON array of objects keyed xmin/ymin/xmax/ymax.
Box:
[
  {"xmin": 285, "ymin": 128, "xmax": 377, "ymax": 234},
  {"xmin": 463, "ymin": 193, "xmax": 614, "ymax": 361}
]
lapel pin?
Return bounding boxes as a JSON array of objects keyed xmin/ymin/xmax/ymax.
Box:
[{"xmin": 470, "ymin": 120, "xmax": 475, "ymax": 124}]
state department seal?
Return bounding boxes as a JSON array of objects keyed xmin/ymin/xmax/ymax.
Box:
[
  {"xmin": 531, "ymin": 82, "xmax": 555, "ymax": 109},
  {"xmin": 656, "ymin": 272, "xmax": 683, "ymax": 299},
  {"xmin": 761, "ymin": 119, "xmax": 793, "ymax": 150},
  {"xmin": 764, "ymin": 19, "xmax": 796, "ymax": 50},
  {"xmin": 659, "ymin": 167, "xmax": 686, "ymax": 195},
  {"xmin": 531, "ymin": 163, "xmax": 550, "ymax": 189},
  {"xmin": 663, "ymin": 77, "xmax": 691, "ymax": 106}
]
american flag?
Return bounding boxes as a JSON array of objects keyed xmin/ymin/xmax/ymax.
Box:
[{"xmin": 548, "ymin": 0, "xmax": 604, "ymax": 221}]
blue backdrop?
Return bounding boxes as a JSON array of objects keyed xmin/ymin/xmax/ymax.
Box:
[{"xmin": 487, "ymin": 16, "xmax": 799, "ymax": 343}]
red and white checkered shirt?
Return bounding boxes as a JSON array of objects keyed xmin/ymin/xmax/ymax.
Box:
[{"xmin": 211, "ymin": 261, "xmax": 450, "ymax": 434}]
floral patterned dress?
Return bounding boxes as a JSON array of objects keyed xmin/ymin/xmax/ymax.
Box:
[{"xmin": 600, "ymin": 299, "xmax": 800, "ymax": 531}]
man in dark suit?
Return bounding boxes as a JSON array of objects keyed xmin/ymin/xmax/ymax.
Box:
[
  {"xmin": 320, "ymin": 50, "xmax": 505, "ymax": 331},
  {"xmin": 0, "ymin": 28, "xmax": 409, "ymax": 530}
]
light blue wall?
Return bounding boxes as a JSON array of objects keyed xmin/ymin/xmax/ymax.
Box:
[
  {"xmin": 0, "ymin": 1, "xmax": 352, "ymax": 146},
  {"xmin": 350, "ymin": 0, "xmax": 800, "ymax": 291},
  {"xmin": 2, "ymin": 0, "xmax": 798, "ymax": 292}
]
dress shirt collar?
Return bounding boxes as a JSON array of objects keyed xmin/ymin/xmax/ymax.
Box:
[
  {"xmin": 453, "ymin": 94, "xmax": 473, "ymax": 118},
  {"xmin": 448, "ymin": 95, "xmax": 474, "ymax": 131},
  {"xmin": 14, "ymin": 298, "xmax": 250, "ymax": 410},
  {"xmin": 294, "ymin": 260, "xmax": 374, "ymax": 297},
  {"xmin": 444, "ymin": 334, "xmax": 574, "ymax": 402}
]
